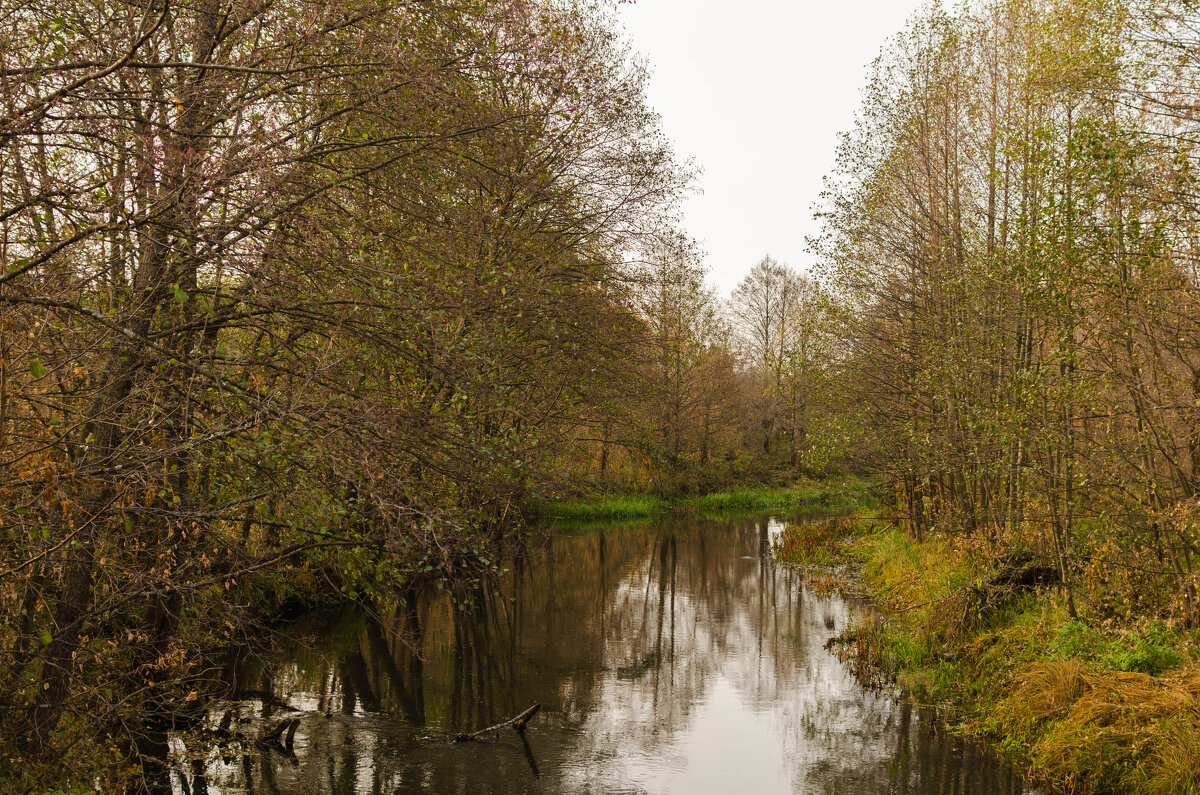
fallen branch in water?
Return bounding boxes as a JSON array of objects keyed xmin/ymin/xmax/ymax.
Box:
[
  {"xmin": 256, "ymin": 716, "xmax": 301, "ymax": 752},
  {"xmin": 453, "ymin": 704, "xmax": 541, "ymax": 742}
]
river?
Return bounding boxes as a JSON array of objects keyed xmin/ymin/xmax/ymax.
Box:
[{"xmin": 170, "ymin": 512, "xmax": 1034, "ymax": 794}]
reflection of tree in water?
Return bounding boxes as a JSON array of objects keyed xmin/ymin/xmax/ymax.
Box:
[{"xmin": 170, "ymin": 516, "xmax": 1027, "ymax": 794}]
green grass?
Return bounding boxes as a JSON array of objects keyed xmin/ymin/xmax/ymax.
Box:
[
  {"xmin": 540, "ymin": 494, "xmax": 666, "ymax": 521},
  {"xmin": 539, "ymin": 475, "xmax": 877, "ymax": 523}
]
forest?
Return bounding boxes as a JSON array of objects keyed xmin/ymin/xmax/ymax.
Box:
[
  {"xmin": 820, "ymin": 0, "xmax": 1200, "ymax": 645},
  {"xmin": 0, "ymin": 0, "xmax": 832, "ymax": 788},
  {"xmin": 8, "ymin": 0, "xmax": 1200, "ymax": 791}
]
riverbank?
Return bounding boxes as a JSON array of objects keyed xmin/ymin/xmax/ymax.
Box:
[
  {"xmin": 779, "ymin": 519, "xmax": 1200, "ymax": 794},
  {"xmin": 537, "ymin": 475, "xmax": 875, "ymax": 522}
]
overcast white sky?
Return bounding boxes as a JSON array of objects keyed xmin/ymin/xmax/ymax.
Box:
[{"xmin": 614, "ymin": 1, "xmax": 932, "ymax": 294}]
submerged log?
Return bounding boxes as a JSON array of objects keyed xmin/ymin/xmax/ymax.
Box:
[{"xmin": 453, "ymin": 703, "xmax": 541, "ymax": 742}]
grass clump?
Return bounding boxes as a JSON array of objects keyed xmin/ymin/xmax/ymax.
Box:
[
  {"xmin": 1019, "ymin": 667, "xmax": 1200, "ymax": 792},
  {"xmin": 1013, "ymin": 659, "xmax": 1087, "ymax": 723},
  {"xmin": 852, "ymin": 528, "xmax": 977, "ymax": 617}
]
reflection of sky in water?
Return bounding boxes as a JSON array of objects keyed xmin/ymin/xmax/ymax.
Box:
[
  {"xmin": 767, "ymin": 515, "xmax": 789, "ymax": 547},
  {"xmin": 170, "ymin": 515, "xmax": 1035, "ymax": 795}
]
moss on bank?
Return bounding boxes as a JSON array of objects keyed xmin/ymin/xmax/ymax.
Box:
[
  {"xmin": 538, "ymin": 475, "xmax": 875, "ymax": 522},
  {"xmin": 806, "ymin": 524, "xmax": 1200, "ymax": 794}
]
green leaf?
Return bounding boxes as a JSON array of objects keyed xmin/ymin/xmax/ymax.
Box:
[
  {"xmin": 30, "ymin": 360, "xmax": 46, "ymax": 378},
  {"xmin": 173, "ymin": 284, "xmax": 188, "ymax": 304},
  {"xmin": 40, "ymin": 630, "xmax": 52, "ymax": 646}
]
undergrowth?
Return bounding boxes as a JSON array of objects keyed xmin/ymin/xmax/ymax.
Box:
[{"xmin": 819, "ymin": 525, "xmax": 1200, "ymax": 794}]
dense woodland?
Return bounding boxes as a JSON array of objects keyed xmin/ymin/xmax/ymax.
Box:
[
  {"xmin": 817, "ymin": 0, "xmax": 1200, "ymax": 627},
  {"xmin": 0, "ymin": 0, "xmax": 830, "ymax": 787}
]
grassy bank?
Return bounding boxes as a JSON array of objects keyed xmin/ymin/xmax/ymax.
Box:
[
  {"xmin": 537, "ymin": 493, "xmax": 666, "ymax": 521},
  {"xmin": 789, "ymin": 521, "xmax": 1200, "ymax": 794},
  {"xmin": 538, "ymin": 475, "xmax": 875, "ymax": 522}
]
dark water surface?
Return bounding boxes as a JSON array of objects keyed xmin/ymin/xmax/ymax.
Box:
[{"xmin": 175, "ymin": 514, "xmax": 1034, "ymax": 794}]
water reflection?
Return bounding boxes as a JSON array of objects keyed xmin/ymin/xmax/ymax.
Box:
[{"xmin": 173, "ymin": 515, "xmax": 1032, "ymax": 794}]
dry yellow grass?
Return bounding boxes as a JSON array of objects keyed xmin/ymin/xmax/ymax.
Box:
[
  {"xmin": 1011, "ymin": 662, "xmax": 1200, "ymax": 793},
  {"xmin": 1069, "ymin": 669, "xmax": 1199, "ymax": 728},
  {"xmin": 1138, "ymin": 719, "xmax": 1200, "ymax": 794},
  {"xmin": 857, "ymin": 529, "xmax": 978, "ymax": 616},
  {"xmin": 1016, "ymin": 660, "xmax": 1086, "ymax": 721}
]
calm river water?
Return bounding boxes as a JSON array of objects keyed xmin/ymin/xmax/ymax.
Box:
[{"xmin": 173, "ymin": 513, "xmax": 1034, "ymax": 794}]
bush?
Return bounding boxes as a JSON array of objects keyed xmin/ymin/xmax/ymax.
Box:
[
  {"xmin": 1051, "ymin": 619, "xmax": 1104, "ymax": 659},
  {"xmin": 1101, "ymin": 623, "xmax": 1184, "ymax": 676},
  {"xmin": 1053, "ymin": 619, "xmax": 1183, "ymax": 675}
]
